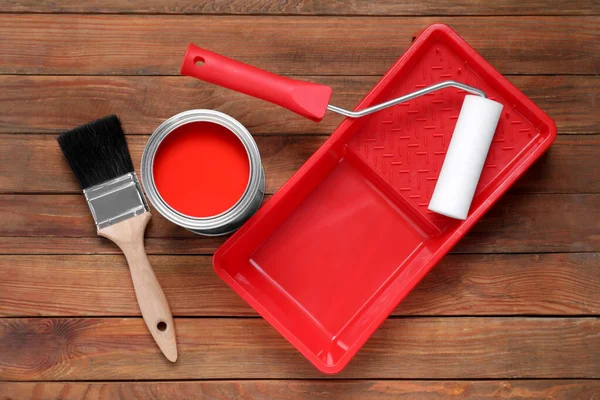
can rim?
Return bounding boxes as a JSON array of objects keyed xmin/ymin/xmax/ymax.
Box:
[{"xmin": 141, "ymin": 109, "xmax": 264, "ymax": 232}]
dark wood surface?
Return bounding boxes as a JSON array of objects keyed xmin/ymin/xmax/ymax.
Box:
[
  {"xmin": 1, "ymin": 253, "xmax": 598, "ymax": 317},
  {"xmin": 0, "ymin": 75, "xmax": 597, "ymax": 135},
  {"xmin": 0, "ymin": 16, "xmax": 598, "ymax": 75},
  {"xmin": 2, "ymin": 380, "xmax": 599, "ymax": 400},
  {"xmin": 0, "ymin": 1, "xmax": 598, "ymax": 399},
  {"xmin": 2, "ymin": 0, "xmax": 598, "ymax": 15},
  {"xmin": 1, "ymin": 318, "xmax": 598, "ymax": 379}
]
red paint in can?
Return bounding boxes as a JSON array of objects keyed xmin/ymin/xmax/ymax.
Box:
[{"xmin": 153, "ymin": 121, "xmax": 250, "ymax": 218}]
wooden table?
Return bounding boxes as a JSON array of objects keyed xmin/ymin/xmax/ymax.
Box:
[{"xmin": 0, "ymin": 1, "xmax": 598, "ymax": 399}]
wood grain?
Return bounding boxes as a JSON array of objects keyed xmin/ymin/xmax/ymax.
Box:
[
  {"xmin": 453, "ymin": 193, "xmax": 600, "ymax": 253},
  {"xmin": 1, "ymin": 380, "xmax": 599, "ymax": 400},
  {"xmin": 0, "ymin": 253, "xmax": 597, "ymax": 317},
  {"xmin": 0, "ymin": 1, "xmax": 597, "ymax": 388},
  {"xmin": 0, "ymin": 135, "xmax": 324, "ymax": 195},
  {"xmin": 3, "ymin": 0, "xmax": 598, "ymax": 15},
  {"xmin": 0, "ymin": 317, "xmax": 598, "ymax": 380},
  {"xmin": 0, "ymin": 16, "xmax": 598, "ymax": 75},
  {"xmin": 0, "ymin": 75, "xmax": 596, "ymax": 135},
  {"xmin": 0, "ymin": 237, "xmax": 219, "ymax": 256},
  {"xmin": 1, "ymin": 193, "xmax": 597, "ymax": 254},
  {"xmin": 0, "ymin": 135, "xmax": 598, "ymax": 194}
]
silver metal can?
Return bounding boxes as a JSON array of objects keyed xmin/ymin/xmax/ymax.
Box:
[{"xmin": 141, "ymin": 109, "xmax": 265, "ymax": 236}]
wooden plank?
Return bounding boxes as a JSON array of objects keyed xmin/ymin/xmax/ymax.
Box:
[
  {"xmin": 3, "ymin": 0, "xmax": 598, "ymax": 15},
  {"xmin": 0, "ymin": 237, "xmax": 218, "ymax": 255},
  {"xmin": 1, "ymin": 194, "xmax": 598, "ymax": 254},
  {"xmin": 0, "ymin": 317, "xmax": 597, "ymax": 379},
  {"xmin": 0, "ymin": 135, "xmax": 325, "ymax": 195},
  {"xmin": 0, "ymin": 16, "xmax": 597, "ymax": 75},
  {"xmin": 0, "ymin": 253, "xmax": 597, "ymax": 317},
  {"xmin": 453, "ymin": 193, "xmax": 600, "ymax": 253},
  {"xmin": 1, "ymin": 380, "xmax": 599, "ymax": 400},
  {"xmin": 0, "ymin": 75, "xmax": 596, "ymax": 135},
  {"xmin": 511, "ymin": 135, "xmax": 600, "ymax": 193},
  {"xmin": 0, "ymin": 135, "xmax": 598, "ymax": 195}
]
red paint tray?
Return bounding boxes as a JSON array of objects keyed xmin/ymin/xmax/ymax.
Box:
[{"xmin": 213, "ymin": 24, "xmax": 557, "ymax": 373}]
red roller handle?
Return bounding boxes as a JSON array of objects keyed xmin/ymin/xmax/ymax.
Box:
[{"xmin": 180, "ymin": 44, "xmax": 333, "ymax": 122}]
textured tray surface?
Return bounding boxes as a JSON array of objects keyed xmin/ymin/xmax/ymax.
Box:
[{"xmin": 349, "ymin": 41, "xmax": 541, "ymax": 231}]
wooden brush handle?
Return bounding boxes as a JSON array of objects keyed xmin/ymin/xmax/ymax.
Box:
[{"xmin": 98, "ymin": 212, "xmax": 178, "ymax": 362}]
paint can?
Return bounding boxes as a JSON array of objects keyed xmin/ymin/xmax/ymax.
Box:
[{"xmin": 141, "ymin": 110, "xmax": 265, "ymax": 236}]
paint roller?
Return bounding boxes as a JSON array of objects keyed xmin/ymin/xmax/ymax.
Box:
[
  {"xmin": 181, "ymin": 45, "xmax": 504, "ymax": 220},
  {"xmin": 428, "ymin": 95, "xmax": 503, "ymax": 219}
]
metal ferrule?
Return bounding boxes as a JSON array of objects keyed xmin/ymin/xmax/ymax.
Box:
[{"xmin": 83, "ymin": 172, "xmax": 149, "ymax": 230}]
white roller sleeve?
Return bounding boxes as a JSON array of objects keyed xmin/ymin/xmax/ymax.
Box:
[{"xmin": 428, "ymin": 95, "xmax": 503, "ymax": 220}]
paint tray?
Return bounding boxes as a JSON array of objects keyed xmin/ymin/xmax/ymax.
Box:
[{"xmin": 213, "ymin": 24, "xmax": 557, "ymax": 373}]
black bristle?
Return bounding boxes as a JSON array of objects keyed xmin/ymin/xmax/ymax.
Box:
[{"xmin": 57, "ymin": 115, "xmax": 135, "ymax": 189}]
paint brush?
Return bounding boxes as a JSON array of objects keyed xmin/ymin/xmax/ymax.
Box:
[{"xmin": 57, "ymin": 115, "xmax": 177, "ymax": 362}]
